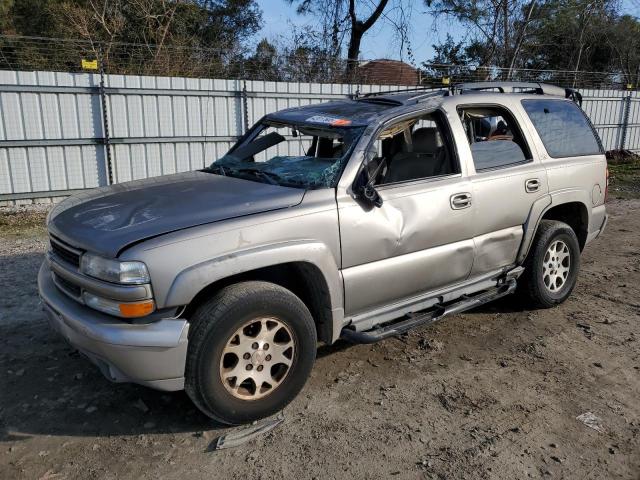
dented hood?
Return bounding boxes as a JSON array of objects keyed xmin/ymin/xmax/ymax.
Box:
[{"xmin": 48, "ymin": 171, "xmax": 305, "ymax": 257}]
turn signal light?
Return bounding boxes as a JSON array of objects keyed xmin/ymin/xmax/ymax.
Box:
[{"xmin": 119, "ymin": 300, "xmax": 155, "ymax": 318}]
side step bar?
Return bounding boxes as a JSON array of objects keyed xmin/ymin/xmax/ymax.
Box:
[{"xmin": 340, "ymin": 279, "xmax": 517, "ymax": 344}]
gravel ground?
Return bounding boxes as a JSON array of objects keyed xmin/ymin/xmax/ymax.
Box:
[{"xmin": 1, "ymin": 200, "xmax": 639, "ymax": 480}]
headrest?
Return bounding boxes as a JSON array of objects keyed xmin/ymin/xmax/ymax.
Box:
[{"xmin": 412, "ymin": 128, "xmax": 442, "ymax": 153}]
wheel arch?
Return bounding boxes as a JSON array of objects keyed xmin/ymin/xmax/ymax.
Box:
[
  {"xmin": 166, "ymin": 242, "xmax": 343, "ymax": 344},
  {"xmin": 182, "ymin": 262, "xmax": 335, "ymax": 344},
  {"xmin": 518, "ymin": 192, "xmax": 590, "ymax": 263}
]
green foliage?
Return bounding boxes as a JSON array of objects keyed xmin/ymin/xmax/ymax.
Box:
[
  {"xmin": 0, "ymin": 0, "xmax": 263, "ymax": 76},
  {"xmin": 1, "ymin": 0, "xmax": 262, "ymax": 48},
  {"xmin": 425, "ymin": 0, "xmax": 640, "ymax": 85}
]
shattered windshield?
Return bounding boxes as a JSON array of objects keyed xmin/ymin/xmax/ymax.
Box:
[{"xmin": 204, "ymin": 121, "xmax": 365, "ymax": 189}]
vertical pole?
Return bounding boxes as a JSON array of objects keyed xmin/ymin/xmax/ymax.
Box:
[
  {"xmin": 242, "ymin": 80, "xmax": 249, "ymax": 134},
  {"xmin": 99, "ymin": 52, "xmax": 113, "ymax": 185},
  {"xmin": 620, "ymin": 93, "xmax": 631, "ymax": 151}
]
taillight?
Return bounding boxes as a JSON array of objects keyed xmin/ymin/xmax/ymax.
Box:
[{"xmin": 604, "ymin": 165, "xmax": 609, "ymax": 203}]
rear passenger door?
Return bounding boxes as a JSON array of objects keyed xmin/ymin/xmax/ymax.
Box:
[{"xmin": 449, "ymin": 101, "xmax": 549, "ymax": 278}]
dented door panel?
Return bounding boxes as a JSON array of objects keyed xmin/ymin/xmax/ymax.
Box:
[
  {"xmin": 339, "ymin": 175, "xmax": 475, "ymax": 316},
  {"xmin": 342, "ymin": 238, "xmax": 474, "ymax": 313},
  {"xmin": 470, "ymin": 226, "xmax": 523, "ymax": 276}
]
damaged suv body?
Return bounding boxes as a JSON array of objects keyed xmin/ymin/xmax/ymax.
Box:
[{"xmin": 39, "ymin": 82, "xmax": 608, "ymax": 424}]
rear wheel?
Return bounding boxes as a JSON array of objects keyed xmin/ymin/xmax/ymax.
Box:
[
  {"xmin": 185, "ymin": 281, "xmax": 317, "ymax": 425},
  {"xmin": 519, "ymin": 220, "xmax": 581, "ymax": 308}
]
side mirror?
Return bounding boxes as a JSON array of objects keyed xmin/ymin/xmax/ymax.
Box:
[
  {"xmin": 353, "ymin": 158, "xmax": 385, "ymax": 208},
  {"xmin": 362, "ymin": 183, "xmax": 383, "ymax": 208}
]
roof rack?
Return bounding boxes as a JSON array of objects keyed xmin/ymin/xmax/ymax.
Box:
[
  {"xmin": 454, "ymin": 81, "xmax": 582, "ymax": 105},
  {"xmin": 349, "ymin": 81, "xmax": 583, "ymax": 106},
  {"xmin": 354, "ymin": 87, "xmax": 448, "ymax": 105},
  {"xmin": 358, "ymin": 86, "xmax": 445, "ymax": 98}
]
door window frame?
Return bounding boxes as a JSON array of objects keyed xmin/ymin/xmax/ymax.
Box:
[
  {"xmin": 357, "ymin": 107, "xmax": 462, "ymax": 191},
  {"xmin": 456, "ymin": 103, "xmax": 535, "ymax": 173}
]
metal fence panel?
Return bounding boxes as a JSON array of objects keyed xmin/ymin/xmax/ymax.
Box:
[{"xmin": 1, "ymin": 69, "xmax": 638, "ymax": 203}]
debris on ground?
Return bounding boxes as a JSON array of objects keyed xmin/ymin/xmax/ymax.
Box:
[
  {"xmin": 210, "ymin": 412, "xmax": 285, "ymax": 451},
  {"xmin": 576, "ymin": 412, "xmax": 605, "ymax": 433},
  {"xmin": 417, "ymin": 338, "xmax": 444, "ymax": 352}
]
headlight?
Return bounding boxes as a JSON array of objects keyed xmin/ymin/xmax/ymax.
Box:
[
  {"xmin": 83, "ymin": 292, "xmax": 155, "ymax": 318},
  {"xmin": 80, "ymin": 254, "xmax": 150, "ymax": 284}
]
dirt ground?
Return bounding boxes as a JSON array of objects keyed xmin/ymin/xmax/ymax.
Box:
[{"xmin": 1, "ymin": 200, "xmax": 639, "ymax": 480}]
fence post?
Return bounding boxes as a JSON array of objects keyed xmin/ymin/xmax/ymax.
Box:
[
  {"xmin": 241, "ymin": 81, "xmax": 249, "ymax": 134},
  {"xmin": 620, "ymin": 93, "xmax": 632, "ymax": 150},
  {"xmin": 98, "ymin": 55, "xmax": 113, "ymax": 185}
]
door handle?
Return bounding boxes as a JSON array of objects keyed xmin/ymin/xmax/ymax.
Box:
[
  {"xmin": 525, "ymin": 178, "xmax": 540, "ymax": 193},
  {"xmin": 450, "ymin": 192, "xmax": 472, "ymax": 210}
]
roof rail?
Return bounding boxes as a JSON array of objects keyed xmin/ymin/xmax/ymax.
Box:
[
  {"xmin": 358, "ymin": 86, "xmax": 444, "ymax": 98},
  {"xmin": 454, "ymin": 81, "xmax": 582, "ymax": 105},
  {"xmin": 354, "ymin": 87, "xmax": 448, "ymax": 106}
]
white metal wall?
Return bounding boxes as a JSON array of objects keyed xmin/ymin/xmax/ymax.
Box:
[
  {"xmin": 580, "ymin": 88, "xmax": 640, "ymax": 151},
  {"xmin": 1, "ymin": 70, "xmax": 639, "ymax": 203}
]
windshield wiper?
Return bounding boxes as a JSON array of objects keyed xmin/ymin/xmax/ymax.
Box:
[
  {"xmin": 233, "ymin": 168, "xmax": 282, "ymax": 185},
  {"xmin": 202, "ymin": 165, "xmax": 227, "ymax": 176}
]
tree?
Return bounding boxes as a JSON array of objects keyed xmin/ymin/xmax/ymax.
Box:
[
  {"xmin": 606, "ymin": 15, "xmax": 640, "ymax": 86},
  {"xmin": 44, "ymin": 0, "xmax": 263, "ymax": 75},
  {"xmin": 345, "ymin": 0, "xmax": 390, "ymax": 69},
  {"xmin": 244, "ymin": 38, "xmax": 280, "ymax": 80},
  {"xmin": 429, "ymin": 33, "xmax": 469, "ymax": 64},
  {"xmin": 1, "ymin": 0, "xmax": 263, "ymax": 74},
  {"xmin": 425, "ymin": 0, "xmax": 541, "ymax": 69},
  {"xmin": 288, "ymin": 0, "xmax": 412, "ymax": 73}
]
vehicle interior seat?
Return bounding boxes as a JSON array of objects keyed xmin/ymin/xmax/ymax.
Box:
[{"xmin": 383, "ymin": 127, "xmax": 449, "ymax": 183}]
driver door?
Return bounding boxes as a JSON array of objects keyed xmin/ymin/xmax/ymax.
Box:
[{"xmin": 337, "ymin": 110, "xmax": 476, "ymax": 316}]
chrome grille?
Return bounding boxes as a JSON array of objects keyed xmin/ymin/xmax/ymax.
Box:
[{"xmin": 50, "ymin": 236, "xmax": 82, "ymax": 268}]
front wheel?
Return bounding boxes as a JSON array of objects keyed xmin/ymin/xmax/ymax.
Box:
[
  {"xmin": 185, "ymin": 281, "xmax": 317, "ymax": 425},
  {"xmin": 519, "ymin": 219, "xmax": 581, "ymax": 308}
]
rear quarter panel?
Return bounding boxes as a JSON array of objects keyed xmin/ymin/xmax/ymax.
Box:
[{"xmin": 516, "ymin": 95, "xmax": 607, "ymax": 242}]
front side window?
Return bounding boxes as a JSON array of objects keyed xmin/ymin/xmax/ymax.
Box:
[
  {"xmin": 458, "ymin": 106, "xmax": 532, "ymax": 171},
  {"xmin": 365, "ymin": 111, "xmax": 459, "ymax": 186},
  {"xmin": 522, "ymin": 99, "xmax": 602, "ymax": 158},
  {"xmin": 205, "ymin": 121, "xmax": 365, "ymax": 189}
]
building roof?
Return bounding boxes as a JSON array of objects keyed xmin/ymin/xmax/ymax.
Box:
[{"xmin": 356, "ymin": 59, "xmax": 419, "ymax": 86}]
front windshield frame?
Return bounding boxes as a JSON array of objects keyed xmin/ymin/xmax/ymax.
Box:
[{"xmin": 206, "ymin": 119, "xmax": 366, "ymax": 190}]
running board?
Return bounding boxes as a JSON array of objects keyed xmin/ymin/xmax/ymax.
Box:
[{"xmin": 340, "ymin": 279, "xmax": 517, "ymax": 344}]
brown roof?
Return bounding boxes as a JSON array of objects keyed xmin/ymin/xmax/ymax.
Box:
[{"xmin": 356, "ymin": 59, "xmax": 419, "ymax": 85}]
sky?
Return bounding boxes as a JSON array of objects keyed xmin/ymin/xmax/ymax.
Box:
[{"xmin": 254, "ymin": 0, "xmax": 639, "ymax": 64}]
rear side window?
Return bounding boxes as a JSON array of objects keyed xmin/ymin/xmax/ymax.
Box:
[
  {"xmin": 457, "ymin": 105, "xmax": 532, "ymax": 171},
  {"xmin": 522, "ymin": 99, "xmax": 602, "ymax": 158}
]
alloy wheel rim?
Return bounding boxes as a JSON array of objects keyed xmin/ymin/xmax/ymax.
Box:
[
  {"xmin": 219, "ymin": 317, "xmax": 295, "ymax": 400},
  {"xmin": 542, "ymin": 240, "xmax": 571, "ymax": 293}
]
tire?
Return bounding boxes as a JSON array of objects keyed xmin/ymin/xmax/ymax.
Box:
[
  {"xmin": 519, "ymin": 219, "xmax": 581, "ymax": 308},
  {"xmin": 185, "ymin": 281, "xmax": 317, "ymax": 425}
]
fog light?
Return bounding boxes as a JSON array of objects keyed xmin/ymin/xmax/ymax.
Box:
[{"xmin": 83, "ymin": 292, "xmax": 154, "ymax": 318}]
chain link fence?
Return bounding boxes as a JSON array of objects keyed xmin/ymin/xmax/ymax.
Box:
[{"xmin": 0, "ymin": 34, "xmax": 636, "ymax": 89}]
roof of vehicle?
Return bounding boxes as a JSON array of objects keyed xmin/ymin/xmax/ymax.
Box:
[
  {"xmin": 265, "ymin": 99, "xmax": 399, "ymax": 127},
  {"xmin": 264, "ymin": 82, "xmax": 580, "ymax": 128}
]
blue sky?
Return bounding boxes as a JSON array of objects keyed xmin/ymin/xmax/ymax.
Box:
[{"xmin": 254, "ymin": 0, "xmax": 638, "ymax": 64}]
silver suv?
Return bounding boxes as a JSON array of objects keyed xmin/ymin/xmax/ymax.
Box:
[{"xmin": 38, "ymin": 82, "xmax": 608, "ymax": 424}]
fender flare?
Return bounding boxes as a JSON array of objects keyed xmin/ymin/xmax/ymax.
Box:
[
  {"xmin": 165, "ymin": 240, "xmax": 345, "ymax": 342},
  {"xmin": 517, "ymin": 189, "xmax": 590, "ymax": 264}
]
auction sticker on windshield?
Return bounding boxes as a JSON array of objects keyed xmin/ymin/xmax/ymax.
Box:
[{"xmin": 305, "ymin": 115, "xmax": 352, "ymax": 126}]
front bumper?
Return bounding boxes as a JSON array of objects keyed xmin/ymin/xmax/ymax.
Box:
[{"xmin": 38, "ymin": 261, "xmax": 189, "ymax": 391}]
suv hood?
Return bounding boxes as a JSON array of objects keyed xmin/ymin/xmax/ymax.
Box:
[{"xmin": 48, "ymin": 171, "xmax": 305, "ymax": 257}]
